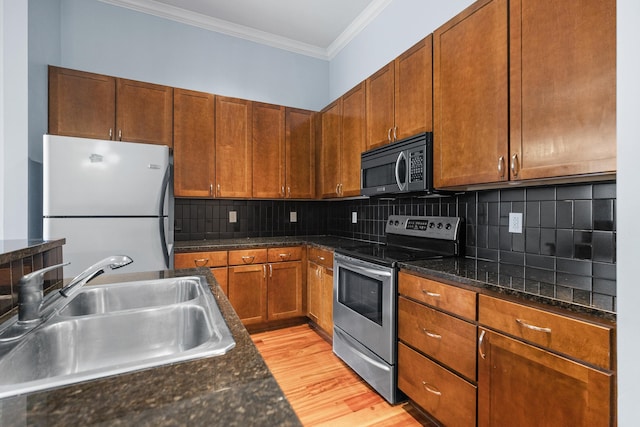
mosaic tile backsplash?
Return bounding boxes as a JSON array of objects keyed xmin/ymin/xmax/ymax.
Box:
[{"xmin": 175, "ymin": 181, "xmax": 617, "ymax": 312}]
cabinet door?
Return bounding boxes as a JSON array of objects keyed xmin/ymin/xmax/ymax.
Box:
[
  {"xmin": 478, "ymin": 328, "xmax": 613, "ymax": 427},
  {"xmin": 395, "ymin": 35, "xmax": 433, "ymax": 140},
  {"xmin": 115, "ymin": 78, "xmax": 173, "ymax": 146},
  {"xmin": 366, "ymin": 63, "xmax": 395, "ymax": 149},
  {"xmin": 285, "ymin": 108, "xmax": 315, "ymax": 199},
  {"xmin": 509, "ymin": 0, "xmax": 616, "ymax": 180},
  {"xmin": 173, "ymin": 89, "xmax": 215, "ymax": 197},
  {"xmin": 307, "ymin": 262, "xmax": 322, "ymax": 324},
  {"xmin": 433, "ymin": 0, "xmax": 509, "ymax": 188},
  {"xmin": 228, "ymin": 264, "xmax": 267, "ymax": 325},
  {"xmin": 341, "ymin": 82, "xmax": 366, "ymax": 197},
  {"xmin": 320, "ymin": 267, "xmax": 334, "ymax": 336},
  {"xmin": 48, "ymin": 66, "xmax": 115, "ymax": 140},
  {"xmin": 253, "ymin": 102, "xmax": 285, "ymax": 198},
  {"xmin": 320, "ymin": 100, "xmax": 342, "ymax": 198},
  {"xmin": 212, "ymin": 266, "xmax": 228, "ymax": 296},
  {"xmin": 267, "ymin": 261, "xmax": 303, "ymax": 320},
  {"xmin": 215, "ymin": 96, "xmax": 253, "ymax": 198}
]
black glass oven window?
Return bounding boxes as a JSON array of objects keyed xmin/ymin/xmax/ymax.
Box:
[
  {"xmin": 337, "ymin": 268, "xmax": 383, "ymax": 325},
  {"xmin": 362, "ymin": 162, "xmax": 395, "ymax": 188}
]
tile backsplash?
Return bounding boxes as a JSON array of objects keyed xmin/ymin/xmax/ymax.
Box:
[{"xmin": 175, "ymin": 181, "xmax": 616, "ymax": 312}]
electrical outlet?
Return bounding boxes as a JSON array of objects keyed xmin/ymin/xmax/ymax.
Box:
[
  {"xmin": 290, "ymin": 211, "xmax": 297, "ymax": 223},
  {"xmin": 229, "ymin": 210, "xmax": 237, "ymax": 223},
  {"xmin": 351, "ymin": 212, "xmax": 358, "ymax": 224},
  {"xmin": 509, "ymin": 212, "xmax": 523, "ymax": 233}
]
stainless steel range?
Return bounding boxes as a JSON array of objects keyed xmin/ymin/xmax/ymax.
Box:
[{"xmin": 332, "ymin": 215, "xmax": 463, "ymax": 404}]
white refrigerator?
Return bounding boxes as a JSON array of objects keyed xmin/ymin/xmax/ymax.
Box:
[{"xmin": 43, "ymin": 135, "xmax": 174, "ymax": 278}]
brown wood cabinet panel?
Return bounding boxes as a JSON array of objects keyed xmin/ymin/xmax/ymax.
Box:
[
  {"xmin": 394, "ymin": 35, "xmax": 433, "ymax": 141},
  {"xmin": 174, "ymin": 251, "xmax": 227, "ymax": 269},
  {"xmin": 48, "ymin": 66, "xmax": 116, "ymax": 140},
  {"xmin": 340, "ymin": 82, "xmax": 366, "ymax": 197},
  {"xmin": 252, "ymin": 102, "xmax": 285, "ymax": 198},
  {"xmin": 212, "ymin": 267, "xmax": 228, "ymax": 296},
  {"xmin": 478, "ymin": 328, "xmax": 613, "ymax": 427},
  {"xmin": 173, "ymin": 89, "xmax": 215, "ymax": 197},
  {"xmin": 366, "ymin": 63, "xmax": 395, "ymax": 149},
  {"xmin": 509, "ymin": 0, "xmax": 616, "ymax": 180},
  {"xmin": 398, "ymin": 271, "xmax": 477, "ymax": 321},
  {"xmin": 398, "ymin": 297, "xmax": 477, "ymax": 381},
  {"xmin": 115, "ymin": 78, "xmax": 173, "ymax": 147},
  {"xmin": 320, "ymin": 99, "xmax": 342, "ymax": 198},
  {"xmin": 228, "ymin": 248, "xmax": 268, "ymax": 266},
  {"xmin": 320, "ymin": 265, "xmax": 334, "ymax": 336},
  {"xmin": 215, "ymin": 96, "xmax": 253, "ymax": 198},
  {"xmin": 308, "ymin": 247, "xmax": 333, "ymax": 270},
  {"xmin": 478, "ymin": 294, "xmax": 613, "ymax": 369},
  {"xmin": 433, "ymin": 0, "xmax": 509, "ymax": 188},
  {"xmin": 267, "ymin": 261, "xmax": 303, "ymax": 320},
  {"xmin": 307, "ymin": 262, "xmax": 322, "ymax": 324},
  {"xmin": 399, "ymin": 342, "xmax": 477, "ymax": 427},
  {"xmin": 285, "ymin": 108, "xmax": 316, "ymax": 199},
  {"xmin": 267, "ymin": 246, "xmax": 303, "ymax": 263},
  {"xmin": 228, "ymin": 264, "xmax": 267, "ymax": 325}
]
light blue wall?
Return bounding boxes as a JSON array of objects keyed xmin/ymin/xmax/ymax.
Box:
[
  {"xmin": 329, "ymin": 0, "xmax": 475, "ymax": 101},
  {"xmin": 58, "ymin": 0, "xmax": 329, "ymax": 111}
]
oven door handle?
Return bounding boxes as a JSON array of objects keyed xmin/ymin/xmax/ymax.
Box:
[{"xmin": 340, "ymin": 262, "xmax": 393, "ymax": 279}]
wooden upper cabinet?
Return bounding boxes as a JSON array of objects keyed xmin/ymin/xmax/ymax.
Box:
[
  {"xmin": 320, "ymin": 99, "xmax": 342, "ymax": 198},
  {"xmin": 395, "ymin": 35, "xmax": 433, "ymax": 141},
  {"xmin": 173, "ymin": 89, "xmax": 215, "ymax": 197},
  {"xmin": 340, "ymin": 82, "xmax": 366, "ymax": 197},
  {"xmin": 366, "ymin": 63, "xmax": 395, "ymax": 149},
  {"xmin": 115, "ymin": 78, "xmax": 173, "ymax": 147},
  {"xmin": 433, "ymin": 0, "xmax": 509, "ymax": 188},
  {"xmin": 215, "ymin": 96, "xmax": 253, "ymax": 198},
  {"xmin": 509, "ymin": 0, "xmax": 616, "ymax": 180},
  {"xmin": 48, "ymin": 66, "xmax": 116, "ymax": 141},
  {"xmin": 285, "ymin": 108, "xmax": 315, "ymax": 199},
  {"xmin": 252, "ymin": 102, "xmax": 285, "ymax": 198},
  {"xmin": 366, "ymin": 36, "xmax": 433, "ymax": 150}
]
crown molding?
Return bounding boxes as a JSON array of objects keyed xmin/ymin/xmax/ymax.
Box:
[{"xmin": 97, "ymin": 0, "xmax": 391, "ymax": 60}]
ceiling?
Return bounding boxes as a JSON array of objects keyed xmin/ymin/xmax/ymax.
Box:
[{"xmin": 98, "ymin": 0, "xmax": 393, "ymax": 59}]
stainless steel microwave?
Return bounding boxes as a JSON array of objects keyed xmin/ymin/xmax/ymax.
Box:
[{"xmin": 361, "ymin": 132, "xmax": 434, "ymax": 197}]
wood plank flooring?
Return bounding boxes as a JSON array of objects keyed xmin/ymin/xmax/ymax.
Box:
[{"xmin": 251, "ymin": 324, "xmax": 436, "ymax": 427}]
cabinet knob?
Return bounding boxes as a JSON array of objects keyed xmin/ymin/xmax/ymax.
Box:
[
  {"xmin": 109, "ymin": 128, "xmax": 113, "ymax": 140},
  {"xmin": 498, "ymin": 156, "xmax": 505, "ymax": 178},
  {"xmin": 393, "ymin": 126, "xmax": 397, "ymax": 141},
  {"xmin": 241, "ymin": 255, "xmax": 255, "ymax": 264},
  {"xmin": 194, "ymin": 258, "xmax": 209, "ymax": 267},
  {"xmin": 511, "ymin": 154, "xmax": 520, "ymax": 178},
  {"xmin": 421, "ymin": 381, "xmax": 442, "ymax": 396},
  {"xmin": 478, "ymin": 329, "xmax": 487, "ymax": 360},
  {"xmin": 118, "ymin": 129, "xmax": 122, "ymax": 141},
  {"xmin": 387, "ymin": 128, "xmax": 392, "ymax": 142}
]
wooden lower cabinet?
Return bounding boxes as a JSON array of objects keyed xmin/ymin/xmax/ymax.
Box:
[
  {"xmin": 267, "ymin": 261, "xmax": 303, "ymax": 320},
  {"xmin": 228, "ymin": 264, "xmax": 267, "ymax": 325},
  {"xmin": 306, "ymin": 247, "xmax": 334, "ymax": 337},
  {"xmin": 477, "ymin": 327, "xmax": 614, "ymax": 427},
  {"xmin": 398, "ymin": 342, "xmax": 476, "ymax": 427}
]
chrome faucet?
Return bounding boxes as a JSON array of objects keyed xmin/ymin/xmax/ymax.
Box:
[
  {"xmin": 59, "ymin": 255, "xmax": 133, "ymax": 298},
  {"xmin": 18, "ymin": 262, "xmax": 69, "ymax": 323}
]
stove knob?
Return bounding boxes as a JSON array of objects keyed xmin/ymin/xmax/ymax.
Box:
[
  {"xmin": 388, "ymin": 220, "xmax": 393, "ymax": 226},
  {"xmin": 437, "ymin": 223, "xmax": 443, "ymax": 229},
  {"xmin": 429, "ymin": 223, "xmax": 435, "ymax": 228},
  {"xmin": 445, "ymin": 223, "xmax": 452, "ymax": 230},
  {"xmin": 394, "ymin": 220, "xmax": 400, "ymax": 226}
]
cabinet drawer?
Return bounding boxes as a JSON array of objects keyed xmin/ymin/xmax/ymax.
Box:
[
  {"xmin": 398, "ymin": 271, "xmax": 477, "ymax": 320},
  {"xmin": 267, "ymin": 246, "xmax": 303, "ymax": 262},
  {"xmin": 228, "ymin": 249, "xmax": 268, "ymax": 266},
  {"xmin": 399, "ymin": 297, "xmax": 477, "ymax": 380},
  {"xmin": 174, "ymin": 251, "xmax": 227, "ymax": 269},
  {"xmin": 399, "ymin": 342, "xmax": 476, "ymax": 427},
  {"xmin": 307, "ymin": 247, "xmax": 333, "ymax": 269},
  {"xmin": 478, "ymin": 294, "xmax": 613, "ymax": 370}
]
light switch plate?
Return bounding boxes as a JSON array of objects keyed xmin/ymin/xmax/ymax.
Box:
[
  {"xmin": 290, "ymin": 211, "xmax": 297, "ymax": 223},
  {"xmin": 351, "ymin": 212, "xmax": 358, "ymax": 224},
  {"xmin": 509, "ymin": 212, "xmax": 523, "ymax": 233},
  {"xmin": 229, "ymin": 210, "xmax": 237, "ymax": 223}
]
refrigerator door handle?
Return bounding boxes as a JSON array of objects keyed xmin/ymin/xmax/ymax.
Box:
[{"xmin": 158, "ymin": 163, "xmax": 172, "ymax": 269}]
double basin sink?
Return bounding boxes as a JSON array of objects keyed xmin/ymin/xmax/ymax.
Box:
[{"xmin": 0, "ymin": 276, "xmax": 235, "ymax": 398}]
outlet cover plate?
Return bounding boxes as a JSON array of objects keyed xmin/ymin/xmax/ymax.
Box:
[
  {"xmin": 351, "ymin": 212, "xmax": 358, "ymax": 224},
  {"xmin": 229, "ymin": 211, "xmax": 237, "ymax": 223},
  {"xmin": 509, "ymin": 212, "xmax": 523, "ymax": 233},
  {"xmin": 290, "ymin": 211, "xmax": 297, "ymax": 223}
]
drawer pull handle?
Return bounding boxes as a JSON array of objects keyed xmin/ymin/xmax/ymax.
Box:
[
  {"xmin": 478, "ymin": 330, "xmax": 486, "ymax": 360},
  {"xmin": 318, "ymin": 256, "xmax": 325, "ymax": 261},
  {"xmin": 241, "ymin": 255, "xmax": 255, "ymax": 264},
  {"xmin": 421, "ymin": 289, "xmax": 441, "ymax": 298},
  {"xmin": 422, "ymin": 328, "xmax": 442, "ymax": 340},
  {"xmin": 421, "ymin": 381, "xmax": 442, "ymax": 396},
  {"xmin": 278, "ymin": 253, "xmax": 291, "ymax": 261},
  {"xmin": 516, "ymin": 318, "xmax": 552, "ymax": 333},
  {"xmin": 194, "ymin": 258, "xmax": 209, "ymax": 267}
]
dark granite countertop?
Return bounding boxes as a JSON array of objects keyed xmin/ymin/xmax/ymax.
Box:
[
  {"xmin": 176, "ymin": 235, "xmax": 368, "ymax": 253},
  {"xmin": 0, "ymin": 239, "xmax": 65, "ymax": 265},
  {"xmin": 0, "ymin": 268, "xmax": 301, "ymax": 427}
]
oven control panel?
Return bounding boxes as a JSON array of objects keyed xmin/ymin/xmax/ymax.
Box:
[{"xmin": 385, "ymin": 215, "xmax": 461, "ymax": 241}]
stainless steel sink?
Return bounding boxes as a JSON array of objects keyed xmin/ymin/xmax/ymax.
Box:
[
  {"xmin": 0, "ymin": 276, "xmax": 235, "ymax": 398},
  {"xmin": 58, "ymin": 278, "xmax": 201, "ymax": 316}
]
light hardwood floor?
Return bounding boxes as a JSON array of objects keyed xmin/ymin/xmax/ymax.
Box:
[{"xmin": 251, "ymin": 324, "xmax": 436, "ymax": 427}]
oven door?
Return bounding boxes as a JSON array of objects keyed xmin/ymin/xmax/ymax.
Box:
[{"xmin": 332, "ymin": 253, "xmax": 396, "ymax": 364}]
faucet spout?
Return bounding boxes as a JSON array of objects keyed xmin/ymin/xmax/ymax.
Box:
[{"xmin": 60, "ymin": 255, "xmax": 133, "ymax": 298}]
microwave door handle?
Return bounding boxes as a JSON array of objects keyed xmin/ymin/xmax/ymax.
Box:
[{"xmin": 395, "ymin": 151, "xmax": 407, "ymax": 191}]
